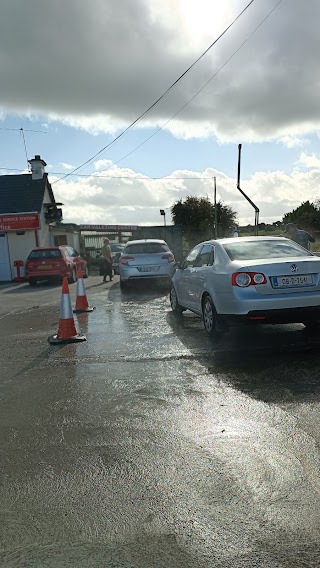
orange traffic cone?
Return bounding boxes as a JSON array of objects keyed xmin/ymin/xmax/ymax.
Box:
[
  {"xmin": 73, "ymin": 267, "xmax": 95, "ymax": 313},
  {"xmin": 48, "ymin": 277, "xmax": 86, "ymax": 344}
]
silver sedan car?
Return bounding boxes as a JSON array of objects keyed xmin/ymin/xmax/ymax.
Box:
[
  {"xmin": 119, "ymin": 239, "xmax": 176, "ymax": 288},
  {"xmin": 170, "ymin": 236, "xmax": 320, "ymax": 337}
]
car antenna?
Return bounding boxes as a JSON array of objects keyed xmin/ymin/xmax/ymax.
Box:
[{"xmin": 237, "ymin": 144, "xmax": 260, "ymax": 236}]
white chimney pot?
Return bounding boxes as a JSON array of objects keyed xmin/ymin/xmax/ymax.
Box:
[{"xmin": 28, "ymin": 155, "xmax": 47, "ymax": 180}]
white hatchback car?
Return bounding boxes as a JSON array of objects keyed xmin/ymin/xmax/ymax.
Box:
[
  {"xmin": 170, "ymin": 236, "xmax": 320, "ymax": 337},
  {"xmin": 119, "ymin": 239, "xmax": 176, "ymax": 288}
]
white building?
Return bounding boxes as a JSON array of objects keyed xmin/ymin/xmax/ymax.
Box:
[{"xmin": 0, "ymin": 155, "xmax": 80, "ymax": 281}]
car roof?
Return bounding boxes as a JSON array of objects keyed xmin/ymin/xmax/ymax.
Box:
[
  {"xmin": 30, "ymin": 246, "xmax": 61, "ymax": 250},
  {"xmin": 202, "ymin": 236, "xmax": 288, "ymax": 246},
  {"xmin": 125, "ymin": 239, "xmax": 167, "ymax": 245}
]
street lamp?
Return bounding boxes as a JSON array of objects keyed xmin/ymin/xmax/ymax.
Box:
[{"xmin": 160, "ymin": 209, "xmax": 166, "ymax": 226}]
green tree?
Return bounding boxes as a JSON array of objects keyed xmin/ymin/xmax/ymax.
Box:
[
  {"xmin": 171, "ymin": 196, "xmax": 237, "ymax": 247},
  {"xmin": 283, "ymin": 201, "xmax": 320, "ymax": 230}
]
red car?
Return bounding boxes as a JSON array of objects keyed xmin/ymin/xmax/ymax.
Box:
[{"xmin": 25, "ymin": 246, "xmax": 88, "ymax": 286}]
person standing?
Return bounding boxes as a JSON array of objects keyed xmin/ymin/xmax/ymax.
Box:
[
  {"xmin": 101, "ymin": 238, "xmax": 113, "ymax": 282},
  {"xmin": 285, "ymin": 223, "xmax": 315, "ymax": 250}
]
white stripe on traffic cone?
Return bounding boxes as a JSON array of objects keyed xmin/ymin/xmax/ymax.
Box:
[{"xmin": 73, "ymin": 267, "xmax": 95, "ymax": 313}]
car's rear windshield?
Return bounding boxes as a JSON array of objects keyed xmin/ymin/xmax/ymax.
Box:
[
  {"xmin": 124, "ymin": 243, "xmax": 169, "ymax": 254},
  {"xmin": 223, "ymin": 240, "xmax": 313, "ymax": 261},
  {"xmin": 28, "ymin": 249, "xmax": 62, "ymax": 259}
]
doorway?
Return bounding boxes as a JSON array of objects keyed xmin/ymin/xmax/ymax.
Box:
[{"xmin": 0, "ymin": 233, "xmax": 12, "ymax": 281}]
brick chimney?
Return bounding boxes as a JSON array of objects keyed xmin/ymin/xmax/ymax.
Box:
[{"xmin": 28, "ymin": 155, "xmax": 47, "ymax": 180}]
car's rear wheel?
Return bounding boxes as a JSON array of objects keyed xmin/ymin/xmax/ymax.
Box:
[
  {"xmin": 120, "ymin": 279, "xmax": 128, "ymax": 290},
  {"xmin": 202, "ymin": 294, "xmax": 224, "ymax": 339},
  {"xmin": 170, "ymin": 285, "xmax": 184, "ymax": 315}
]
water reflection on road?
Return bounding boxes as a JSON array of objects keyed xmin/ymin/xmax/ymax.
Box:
[{"xmin": 1, "ymin": 281, "xmax": 320, "ymax": 566}]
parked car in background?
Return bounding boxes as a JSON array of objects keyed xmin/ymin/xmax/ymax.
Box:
[
  {"xmin": 170, "ymin": 236, "xmax": 320, "ymax": 338},
  {"xmin": 111, "ymin": 243, "xmax": 125, "ymax": 275},
  {"xmin": 119, "ymin": 239, "xmax": 175, "ymax": 288},
  {"xmin": 25, "ymin": 246, "xmax": 88, "ymax": 286}
]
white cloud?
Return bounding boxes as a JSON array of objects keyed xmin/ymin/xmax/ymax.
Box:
[
  {"xmin": 49, "ymin": 163, "xmax": 320, "ymax": 227},
  {"xmin": 94, "ymin": 159, "xmax": 114, "ymax": 170},
  {"xmin": 278, "ymin": 135, "xmax": 308, "ymax": 149},
  {"xmin": 1, "ymin": 1, "xmax": 320, "ymax": 142},
  {"xmin": 47, "ymin": 113, "xmax": 125, "ymax": 136},
  {"xmin": 60, "ymin": 162, "xmax": 75, "ymax": 171},
  {"xmin": 298, "ymin": 152, "xmax": 320, "ymax": 169}
]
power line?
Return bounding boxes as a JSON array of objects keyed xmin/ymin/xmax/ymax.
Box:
[
  {"xmin": 0, "ymin": 166, "xmax": 215, "ymax": 181},
  {"xmin": 53, "ymin": 0, "xmax": 282, "ymax": 186},
  {"xmin": 53, "ymin": 0, "xmax": 256, "ymax": 184},
  {"xmin": 0, "ymin": 126, "xmax": 47, "ymax": 170},
  {"xmin": 89, "ymin": 0, "xmax": 284, "ymax": 176},
  {"xmin": 0, "ymin": 0, "xmax": 280, "ymax": 189},
  {"xmin": 20, "ymin": 128, "xmax": 29, "ymax": 169},
  {"xmin": 0, "ymin": 127, "xmax": 47, "ymax": 133}
]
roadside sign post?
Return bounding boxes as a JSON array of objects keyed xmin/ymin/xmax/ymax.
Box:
[{"xmin": 160, "ymin": 209, "xmax": 166, "ymax": 227}]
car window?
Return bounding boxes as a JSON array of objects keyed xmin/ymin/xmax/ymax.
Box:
[
  {"xmin": 64, "ymin": 246, "xmax": 76, "ymax": 257},
  {"xmin": 111, "ymin": 244, "xmax": 125, "ymax": 253},
  {"xmin": 223, "ymin": 239, "xmax": 313, "ymax": 261},
  {"xmin": 194, "ymin": 244, "xmax": 214, "ymax": 267},
  {"xmin": 28, "ymin": 249, "xmax": 62, "ymax": 259},
  {"xmin": 182, "ymin": 245, "xmax": 202, "ymax": 268},
  {"xmin": 69, "ymin": 247, "xmax": 77, "ymax": 257},
  {"xmin": 62, "ymin": 247, "xmax": 70, "ymax": 257},
  {"xmin": 125, "ymin": 243, "xmax": 169, "ymax": 254}
]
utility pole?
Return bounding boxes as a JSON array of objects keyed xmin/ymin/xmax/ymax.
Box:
[{"xmin": 214, "ymin": 176, "xmax": 218, "ymax": 239}]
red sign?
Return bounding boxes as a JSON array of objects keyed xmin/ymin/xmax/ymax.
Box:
[{"xmin": 0, "ymin": 213, "xmax": 40, "ymax": 231}]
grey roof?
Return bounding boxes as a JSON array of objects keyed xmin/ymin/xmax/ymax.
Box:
[{"xmin": 0, "ymin": 173, "xmax": 55, "ymax": 214}]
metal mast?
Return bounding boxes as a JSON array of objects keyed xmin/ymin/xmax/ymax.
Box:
[{"xmin": 237, "ymin": 144, "xmax": 259, "ymax": 235}]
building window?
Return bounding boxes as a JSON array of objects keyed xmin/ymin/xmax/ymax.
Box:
[{"xmin": 54, "ymin": 235, "xmax": 68, "ymax": 246}]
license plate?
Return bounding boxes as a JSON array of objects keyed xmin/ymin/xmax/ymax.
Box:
[
  {"xmin": 38, "ymin": 265, "xmax": 52, "ymax": 270},
  {"xmin": 272, "ymin": 274, "xmax": 314, "ymax": 288},
  {"xmin": 138, "ymin": 266, "xmax": 160, "ymax": 272}
]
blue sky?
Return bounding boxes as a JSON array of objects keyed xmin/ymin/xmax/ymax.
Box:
[
  {"xmin": 0, "ymin": 114, "xmax": 311, "ymax": 179},
  {"xmin": 1, "ymin": 0, "xmax": 320, "ymax": 226}
]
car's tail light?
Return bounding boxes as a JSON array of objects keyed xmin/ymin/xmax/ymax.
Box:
[
  {"xmin": 26, "ymin": 262, "xmax": 34, "ymax": 272},
  {"xmin": 120, "ymin": 255, "xmax": 134, "ymax": 266},
  {"xmin": 232, "ymin": 272, "xmax": 267, "ymax": 287},
  {"xmin": 162, "ymin": 253, "xmax": 175, "ymax": 263}
]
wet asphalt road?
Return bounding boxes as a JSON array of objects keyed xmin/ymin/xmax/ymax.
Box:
[{"xmin": 1, "ymin": 277, "xmax": 320, "ymax": 566}]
